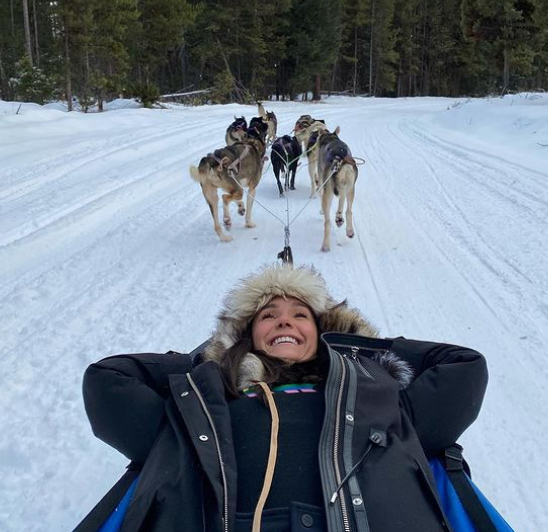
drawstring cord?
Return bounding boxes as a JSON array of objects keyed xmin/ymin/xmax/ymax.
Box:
[
  {"xmin": 252, "ymin": 382, "xmax": 280, "ymax": 532},
  {"xmin": 330, "ymin": 430, "xmax": 387, "ymax": 503},
  {"xmin": 329, "ymin": 444, "xmax": 373, "ymax": 503}
]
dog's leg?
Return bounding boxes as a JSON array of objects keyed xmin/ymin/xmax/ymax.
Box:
[
  {"xmin": 274, "ymin": 167, "xmax": 284, "ymax": 197},
  {"xmin": 245, "ymin": 184, "xmax": 257, "ymax": 228},
  {"xmin": 335, "ymin": 190, "xmax": 345, "ymax": 227},
  {"xmin": 321, "ymin": 184, "xmax": 334, "ymax": 252},
  {"xmin": 221, "ymin": 193, "xmax": 233, "ymax": 229},
  {"xmin": 202, "ymin": 184, "xmax": 232, "ymax": 242},
  {"xmin": 345, "ymin": 181, "xmax": 355, "ymax": 238},
  {"xmin": 308, "ymin": 159, "xmax": 316, "ymax": 198},
  {"xmin": 289, "ymin": 163, "xmax": 296, "ymax": 190}
]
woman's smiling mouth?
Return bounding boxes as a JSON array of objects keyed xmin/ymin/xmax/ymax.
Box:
[{"xmin": 269, "ymin": 336, "xmax": 301, "ymax": 346}]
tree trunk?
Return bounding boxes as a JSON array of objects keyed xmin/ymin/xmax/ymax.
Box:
[
  {"xmin": 10, "ymin": 0, "xmax": 16, "ymax": 36},
  {"xmin": 22, "ymin": 0, "xmax": 33, "ymax": 66},
  {"xmin": 32, "ymin": 0, "xmax": 40, "ymax": 67},
  {"xmin": 369, "ymin": 0, "xmax": 375, "ymax": 95},
  {"xmin": 312, "ymin": 74, "xmax": 321, "ymax": 100},
  {"xmin": 0, "ymin": 51, "xmax": 6, "ymax": 99},
  {"xmin": 353, "ymin": 25, "xmax": 358, "ymax": 96},
  {"xmin": 64, "ymin": 22, "xmax": 72, "ymax": 111},
  {"xmin": 502, "ymin": 48, "xmax": 510, "ymax": 95}
]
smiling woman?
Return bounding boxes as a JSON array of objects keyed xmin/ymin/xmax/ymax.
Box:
[
  {"xmin": 252, "ymin": 298, "xmax": 318, "ymax": 363},
  {"xmin": 78, "ymin": 264, "xmax": 489, "ymax": 532}
]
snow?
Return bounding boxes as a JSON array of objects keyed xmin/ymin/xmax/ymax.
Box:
[{"xmin": 1, "ymin": 93, "xmax": 547, "ymax": 531}]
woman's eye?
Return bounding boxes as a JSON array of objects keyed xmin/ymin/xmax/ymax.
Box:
[
  {"xmin": 261, "ymin": 312, "xmax": 275, "ymax": 320},
  {"xmin": 295, "ymin": 312, "xmax": 309, "ymax": 318}
]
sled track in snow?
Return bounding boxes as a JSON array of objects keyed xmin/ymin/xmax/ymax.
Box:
[{"xmin": 389, "ymin": 120, "xmax": 547, "ymax": 292}]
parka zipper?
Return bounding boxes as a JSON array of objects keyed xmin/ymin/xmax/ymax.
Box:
[
  {"xmin": 349, "ymin": 347, "xmax": 375, "ymax": 380},
  {"xmin": 187, "ymin": 375, "xmax": 229, "ymax": 532},
  {"xmin": 332, "ymin": 353, "xmax": 352, "ymax": 532},
  {"xmin": 330, "ymin": 344, "xmax": 376, "ymax": 381}
]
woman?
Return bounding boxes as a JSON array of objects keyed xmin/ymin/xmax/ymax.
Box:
[{"xmin": 81, "ymin": 264, "xmax": 488, "ymax": 532}]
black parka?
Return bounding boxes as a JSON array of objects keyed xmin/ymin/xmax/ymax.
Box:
[{"xmin": 80, "ymin": 333, "xmax": 488, "ymax": 532}]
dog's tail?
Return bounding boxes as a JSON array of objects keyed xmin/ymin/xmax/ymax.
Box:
[{"xmin": 190, "ymin": 163, "xmax": 207, "ymax": 184}]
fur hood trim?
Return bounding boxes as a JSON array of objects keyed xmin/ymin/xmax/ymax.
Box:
[
  {"xmin": 372, "ymin": 351, "xmax": 414, "ymax": 389},
  {"xmin": 204, "ymin": 264, "xmax": 379, "ymax": 389}
]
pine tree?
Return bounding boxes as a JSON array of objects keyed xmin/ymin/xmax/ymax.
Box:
[
  {"xmin": 133, "ymin": 0, "xmax": 195, "ymax": 94},
  {"xmin": 462, "ymin": 0, "xmax": 541, "ymax": 93},
  {"xmin": 285, "ymin": 0, "xmax": 342, "ymax": 99}
]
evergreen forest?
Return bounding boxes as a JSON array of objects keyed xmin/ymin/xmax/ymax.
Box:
[{"xmin": 1, "ymin": 0, "xmax": 547, "ymax": 109}]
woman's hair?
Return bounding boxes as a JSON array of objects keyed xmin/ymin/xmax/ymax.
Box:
[{"xmin": 219, "ymin": 320, "xmax": 327, "ymax": 398}]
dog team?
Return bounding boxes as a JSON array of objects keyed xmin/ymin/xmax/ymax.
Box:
[{"xmin": 189, "ymin": 103, "xmax": 358, "ymax": 252}]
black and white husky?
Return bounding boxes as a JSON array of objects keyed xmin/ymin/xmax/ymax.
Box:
[
  {"xmin": 225, "ymin": 116, "xmax": 247, "ymax": 145},
  {"xmin": 271, "ymin": 135, "xmax": 302, "ymax": 196},
  {"xmin": 315, "ymin": 127, "xmax": 358, "ymax": 252}
]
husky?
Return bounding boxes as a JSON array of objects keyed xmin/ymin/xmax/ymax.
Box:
[
  {"xmin": 293, "ymin": 115, "xmax": 314, "ymax": 138},
  {"xmin": 315, "ymin": 127, "xmax": 358, "ymax": 252},
  {"xmin": 225, "ymin": 116, "xmax": 247, "ymax": 145},
  {"xmin": 190, "ymin": 118, "xmax": 268, "ymax": 242},
  {"xmin": 293, "ymin": 116, "xmax": 328, "ymax": 197},
  {"xmin": 271, "ymin": 135, "xmax": 302, "ymax": 196},
  {"xmin": 257, "ymin": 102, "xmax": 277, "ymax": 144}
]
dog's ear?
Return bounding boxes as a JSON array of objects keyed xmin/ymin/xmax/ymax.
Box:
[
  {"xmin": 219, "ymin": 156, "xmax": 231, "ymax": 171},
  {"xmin": 334, "ymin": 126, "xmax": 341, "ymax": 135}
]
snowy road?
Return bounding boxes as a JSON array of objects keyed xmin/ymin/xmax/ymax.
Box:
[{"xmin": 1, "ymin": 95, "xmax": 547, "ymax": 531}]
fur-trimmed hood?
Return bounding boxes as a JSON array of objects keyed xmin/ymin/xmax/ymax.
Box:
[{"xmin": 204, "ymin": 264, "xmax": 412, "ymax": 389}]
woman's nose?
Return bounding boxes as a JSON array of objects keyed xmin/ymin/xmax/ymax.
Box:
[{"xmin": 276, "ymin": 316, "xmax": 293, "ymax": 328}]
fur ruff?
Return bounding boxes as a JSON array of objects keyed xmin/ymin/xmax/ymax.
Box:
[
  {"xmin": 204, "ymin": 264, "xmax": 412, "ymax": 390},
  {"xmin": 372, "ymin": 351, "xmax": 414, "ymax": 389}
]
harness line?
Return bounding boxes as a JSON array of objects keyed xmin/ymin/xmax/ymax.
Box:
[{"xmin": 226, "ymin": 130, "xmax": 354, "ymax": 264}]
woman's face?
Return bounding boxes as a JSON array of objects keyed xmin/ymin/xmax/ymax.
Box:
[{"xmin": 252, "ymin": 297, "xmax": 318, "ymax": 363}]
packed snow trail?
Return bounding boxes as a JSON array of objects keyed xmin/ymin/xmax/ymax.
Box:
[{"xmin": 0, "ymin": 95, "xmax": 546, "ymax": 531}]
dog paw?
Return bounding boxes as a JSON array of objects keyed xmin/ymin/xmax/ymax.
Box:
[
  {"xmin": 238, "ymin": 207, "xmax": 245, "ymax": 216},
  {"xmin": 245, "ymin": 221, "xmax": 256, "ymax": 228},
  {"xmin": 220, "ymin": 234, "xmax": 233, "ymax": 242},
  {"xmin": 321, "ymin": 244, "xmax": 331, "ymax": 252},
  {"xmin": 335, "ymin": 216, "xmax": 344, "ymax": 227},
  {"xmin": 347, "ymin": 230, "xmax": 355, "ymax": 238},
  {"xmin": 289, "ymin": 186, "xmax": 296, "ymax": 190},
  {"xmin": 223, "ymin": 217, "xmax": 232, "ymax": 228}
]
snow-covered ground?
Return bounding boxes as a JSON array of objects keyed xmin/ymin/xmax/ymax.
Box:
[{"xmin": 1, "ymin": 93, "xmax": 547, "ymax": 531}]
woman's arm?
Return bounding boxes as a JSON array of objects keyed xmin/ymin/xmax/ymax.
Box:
[
  {"xmin": 83, "ymin": 352, "xmax": 192, "ymax": 464},
  {"xmin": 394, "ymin": 338, "xmax": 488, "ymax": 455}
]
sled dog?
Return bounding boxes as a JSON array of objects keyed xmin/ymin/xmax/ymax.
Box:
[
  {"xmin": 294, "ymin": 116, "xmax": 328, "ymax": 197},
  {"xmin": 190, "ymin": 119, "xmax": 268, "ymax": 242},
  {"xmin": 258, "ymin": 102, "xmax": 277, "ymax": 144},
  {"xmin": 271, "ymin": 135, "xmax": 302, "ymax": 196},
  {"xmin": 315, "ymin": 127, "xmax": 358, "ymax": 252},
  {"xmin": 225, "ymin": 116, "xmax": 248, "ymax": 145}
]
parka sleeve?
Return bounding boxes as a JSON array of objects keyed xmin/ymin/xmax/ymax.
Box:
[
  {"xmin": 394, "ymin": 338, "xmax": 488, "ymax": 455},
  {"xmin": 83, "ymin": 352, "xmax": 193, "ymax": 464}
]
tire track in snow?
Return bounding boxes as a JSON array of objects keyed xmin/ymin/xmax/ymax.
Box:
[
  {"xmin": 0, "ymin": 126, "xmax": 223, "ymax": 248},
  {"xmin": 394, "ymin": 119, "xmax": 547, "ymax": 292},
  {"xmin": 0, "ymin": 114, "xmax": 224, "ymax": 204}
]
